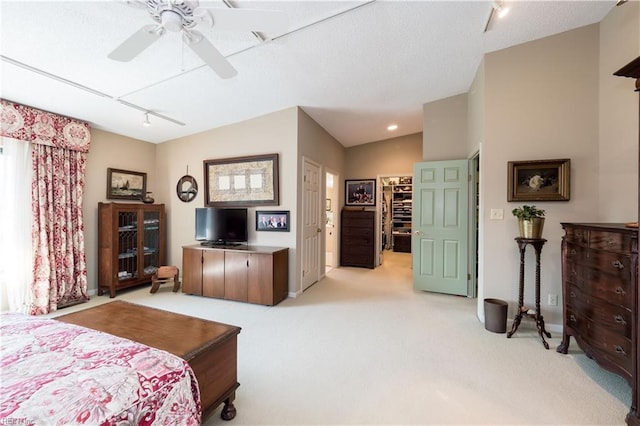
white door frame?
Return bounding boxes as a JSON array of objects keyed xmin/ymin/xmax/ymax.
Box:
[
  {"xmin": 468, "ymin": 151, "xmax": 480, "ymax": 298},
  {"xmin": 324, "ymin": 167, "xmax": 339, "ymax": 270}
]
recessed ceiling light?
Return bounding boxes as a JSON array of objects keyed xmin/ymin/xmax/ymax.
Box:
[{"xmin": 387, "ymin": 124, "xmax": 398, "ymax": 131}]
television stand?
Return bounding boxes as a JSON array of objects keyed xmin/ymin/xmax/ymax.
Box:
[{"xmin": 182, "ymin": 244, "xmax": 289, "ymax": 306}]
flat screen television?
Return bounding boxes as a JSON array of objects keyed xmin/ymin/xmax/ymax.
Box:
[{"xmin": 195, "ymin": 207, "xmax": 248, "ymax": 246}]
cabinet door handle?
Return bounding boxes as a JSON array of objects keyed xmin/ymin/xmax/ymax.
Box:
[
  {"xmin": 611, "ymin": 260, "xmax": 624, "ymax": 270},
  {"xmin": 570, "ymin": 314, "xmax": 577, "ymax": 323},
  {"xmin": 615, "ymin": 287, "xmax": 626, "ymax": 295},
  {"xmin": 570, "ymin": 291, "xmax": 576, "ymax": 298},
  {"xmin": 614, "ymin": 315, "xmax": 626, "ymax": 325},
  {"xmin": 614, "ymin": 345, "xmax": 626, "ymax": 356},
  {"xmin": 570, "ymin": 249, "xmax": 577, "ymax": 255}
]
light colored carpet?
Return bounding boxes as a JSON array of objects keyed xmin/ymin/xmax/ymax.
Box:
[{"xmin": 51, "ymin": 251, "xmax": 631, "ymax": 425}]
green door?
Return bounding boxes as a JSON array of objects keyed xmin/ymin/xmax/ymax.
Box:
[{"xmin": 413, "ymin": 160, "xmax": 468, "ymax": 295}]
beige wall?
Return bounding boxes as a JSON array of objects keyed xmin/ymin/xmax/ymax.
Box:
[
  {"xmin": 598, "ymin": 1, "xmax": 640, "ymax": 221},
  {"xmin": 156, "ymin": 107, "xmax": 300, "ymax": 294},
  {"xmin": 82, "ymin": 107, "xmax": 346, "ymax": 298},
  {"xmin": 421, "ymin": 13, "xmax": 638, "ymax": 327},
  {"xmin": 84, "ymin": 129, "xmax": 157, "ymax": 293},
  {"xmin": 423, "ymin": 93, "xmax": 469, "ymax": 161},
  {"xmin": 481, "ymin": 24, "xmax": 601, "ymax": 326},
  {"xmin": 344, "ymin": 132, "xmax": 423, "ymax": 179},
  {"xmin": 297, "ymin": 108, "xmax": 346, "ymax": 286},
  {"xmin": 472, "ymin": 5, "xmax": 638, "ymax": 327},
  {"xmin": 467, "ymin": 60, "xmax": 485, "ymax": 157}
]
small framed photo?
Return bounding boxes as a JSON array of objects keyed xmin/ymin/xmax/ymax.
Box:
[
  {"xmin": 107, "ymin": 168, "xmax": 146, "ymax": 200},
  {"xmin": 507, "ymin": 158, "xmax": 570, "ymax": 202},
  {"xmin": 345, "ymin": 179, "xmax": 376, "ymax": 207},
  {"xmin": 256, "ymin": 210, "xmax": 289, "ymax": 232}
]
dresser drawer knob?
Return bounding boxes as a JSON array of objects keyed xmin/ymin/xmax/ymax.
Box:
[
  {"xmin": 570, "ymin": 249, "xmax": 577, "ymax": 255},
  {"xmin": 570, "ymin": 291, "xmax": 576, "ymax": 298},
  {"xmin": 611, "ymin": 260, "xmax": 624, "ymax": 270},
  {"xmin": 614, "ymin": 315, "xmax": 627, "ymax": 325},
  {"xmin": 614, "ymin": 345, "xmax": 626, "ymax": 356},
  {"xmin": 615, "ymin": 287, "xmax": 626, "ymax": 295},
  {"xmin": 606, "ymin": 239, "xmax": 616, "ymax": 246},
  {"xmin": 570, "ymin": 314, "xmax": 577, "ymax": 323}
]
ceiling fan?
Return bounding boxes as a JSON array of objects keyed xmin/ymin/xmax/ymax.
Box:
[{"xmin": 108, "ymin": 0, "xmax": 288, "ymax": 78}]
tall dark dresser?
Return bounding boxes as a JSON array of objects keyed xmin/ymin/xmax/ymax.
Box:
[
  {"xmin": 558, "ymin": 223, "xmax": 638, "ymax": 424},
  {"xmin": 611, "ymin": 55, "xmax": 640, "ymax": 426},
  {"xmin": 341, "ymin": 209, "xmax": 375, "ymax": 269}
]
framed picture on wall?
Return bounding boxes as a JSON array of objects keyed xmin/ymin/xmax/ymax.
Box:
[
  {"xmin": 507, "ymin": 158, "xmax": 570, "ymax": 202},
  {"xmin": 256, "ymin": 210, "xmax": 289, "ymax": 232},
  {"xmin": 204, "ymin": 153, "xmax": 279, "ymax": 207},
  {"xmin": 107, "ymin": 168, "xmax": 146, "ymax": 201},
  {"xmin": 345, "ymin": 179, "xmax": 376, "ymax": 207}
]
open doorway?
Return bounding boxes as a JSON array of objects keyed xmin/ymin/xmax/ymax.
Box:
[
  {"xmin": 325, "ymin": 169, "xmax": 339, "ymax": 272},
  {"xmin": 377, "ymin": 175, "xmax": 413, "ymax": 268}
]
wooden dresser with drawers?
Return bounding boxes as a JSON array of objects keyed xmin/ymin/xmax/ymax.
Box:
[
  {"xmin": 341, "ymin": 209, "xmax": 375, "ymax": 269},
  {"xmin": 557, "ymin": 223, "xmax": 638, "ymax": 424}
]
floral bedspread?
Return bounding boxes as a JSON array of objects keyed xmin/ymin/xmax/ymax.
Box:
[{"xmin": 0, "ymin": 313, "xmax": 201, "ymax": 425}]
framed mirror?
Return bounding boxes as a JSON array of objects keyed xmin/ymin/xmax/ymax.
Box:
[{"xmin": 176, "ymin": 175, "xmax": 198, "ymax": 202}]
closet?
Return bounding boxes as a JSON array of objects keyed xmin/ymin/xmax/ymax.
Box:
[{"xmin": 381, "ymin": 176, "xmax": 413, "ymax": 253}]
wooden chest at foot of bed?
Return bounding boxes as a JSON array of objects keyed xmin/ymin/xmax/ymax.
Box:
[{"xmin": 57, "ymin": 301, "xmax": 241, "ymax": 420}]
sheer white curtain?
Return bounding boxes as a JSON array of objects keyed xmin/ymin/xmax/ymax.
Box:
[{"xmin": 0, "ymin": 137, "xmax": 33, "ymax": 313}]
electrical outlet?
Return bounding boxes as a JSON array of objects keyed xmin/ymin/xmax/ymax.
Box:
[
  {"xmin": 490, "ymin": 209, "xmax": 504, "ymax": 220},
  {"xmin": 548, "ymin": 294, "xmax": 558, "ymax": 306}
]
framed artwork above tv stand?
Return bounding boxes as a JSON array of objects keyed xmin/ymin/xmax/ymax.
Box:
[{"xmin": 182, "ymin": 244, "xmax": 288, "ymax": 306}]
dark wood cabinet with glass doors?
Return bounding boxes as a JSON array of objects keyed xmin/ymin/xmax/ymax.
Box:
[{"xmin": 98, "ymin": 202, "xmax": 165, "ymax": 297}]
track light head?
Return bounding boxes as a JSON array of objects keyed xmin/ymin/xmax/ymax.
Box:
[
  {"xmin": 484, "ymin": 1, "xmax": 509, "ymax": 33},
  {"xmin": 494, "ymin": 1, "xmax": 509, "ymax": 18}
]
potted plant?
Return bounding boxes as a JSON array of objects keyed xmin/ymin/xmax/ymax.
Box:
[{"xmin": 512, "ymin": 205, "xmax": 545, "ymax": 238}]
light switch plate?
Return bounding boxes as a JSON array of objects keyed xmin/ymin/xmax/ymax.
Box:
[{"xmin": 490, "ymin": 209, "xmax": 504, "ymax": 220}]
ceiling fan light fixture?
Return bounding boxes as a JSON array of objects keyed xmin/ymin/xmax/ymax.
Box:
[
  {"xmin": 143, "ymin": 113, "xmax": 151, "ymax": 127},
  {"xmin": 161, "ymin": 10, "xmax": 184, "ymax": 32}
]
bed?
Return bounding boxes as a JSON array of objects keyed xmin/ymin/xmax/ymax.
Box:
[{"xmin": 0, "ymin": 313, "xmax": 201, "ymax": 425}]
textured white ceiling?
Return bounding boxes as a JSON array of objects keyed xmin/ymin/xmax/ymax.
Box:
[{"xmin": 0, "ymin": 1, "xmax": 615, "ymax": 147}]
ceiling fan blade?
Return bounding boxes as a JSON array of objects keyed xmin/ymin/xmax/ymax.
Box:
[
  {"xmin": 185, "ymin": 30, "xmax": 237, "ymax": 79},
  {"xmin": 201, "ymin": 8, "xmax": 288, "ymax": 33},
  {"xmin": 108, "ymin": 25, "xmax": 163, "ymax": 62}
]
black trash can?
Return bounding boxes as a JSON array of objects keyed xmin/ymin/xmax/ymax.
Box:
[{"xmin": 484, "ymin": 298, "xmax": 508, "ymax": 333}]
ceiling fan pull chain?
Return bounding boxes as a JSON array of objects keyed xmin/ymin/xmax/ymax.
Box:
[{"xmin": 181, "ymin": 37, "xmax": 185, "ymax": 72}]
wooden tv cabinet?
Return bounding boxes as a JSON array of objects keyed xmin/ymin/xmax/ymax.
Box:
[{"xmin": 182, "ymin": 245, "xmax": 288, "ymax": 306}]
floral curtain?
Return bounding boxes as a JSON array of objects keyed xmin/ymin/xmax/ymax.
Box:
[{"xmin": 0, "ymin": 99, "xmax": 91, "ymax": 314}]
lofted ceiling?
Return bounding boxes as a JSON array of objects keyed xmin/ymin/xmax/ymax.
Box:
[{"xmin": 0, "ymin": 1, "xmax": 615, "ymax": 147}]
